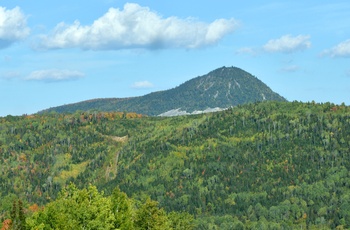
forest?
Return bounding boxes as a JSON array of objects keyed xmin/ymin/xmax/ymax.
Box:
[{"xmin": 1, "ymin": 101, "xmax": 350, "ymax": 229}]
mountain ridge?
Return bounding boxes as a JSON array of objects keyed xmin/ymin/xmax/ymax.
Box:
[{"xmin": 39, "ymin": 66, "xmax": 286, "ymax": 115}]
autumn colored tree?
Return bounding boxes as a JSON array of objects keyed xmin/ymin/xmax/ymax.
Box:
[{"xmin": 1, "ymin": 219, "xmax": 12, "ymax": 230}]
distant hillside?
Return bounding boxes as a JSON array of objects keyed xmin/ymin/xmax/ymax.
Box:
[{"xmin": 39, "ymin": 66, "xmax": 286, "ymax": 115}]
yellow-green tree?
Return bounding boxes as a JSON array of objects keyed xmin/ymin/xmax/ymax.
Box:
[
  {"xmin": 134, "ymin": 198, "xmax": 171, "ymax": 230},
  {"xmin": 26, "ymin": 184, "xmax": 115, "ymax": 230},
  {"xmin": 111, "ymin": 187, "xmax": 134, "ymax": 230}
]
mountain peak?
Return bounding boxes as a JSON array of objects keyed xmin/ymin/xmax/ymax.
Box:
[{"xmin": 39, "ymin": 66, "xmax": 286, "ymax": 115}]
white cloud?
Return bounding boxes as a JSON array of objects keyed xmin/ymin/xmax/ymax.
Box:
[
  {"xmin": 131, "ymin": 81, "xmax": 154, "ymax": 89},
  {"xmin": 321, "ymin": 39, "xmax": 350, "ymax": 58},
  {"xmin": 263, "ymin": 34, "xmax": 311, "ymax": 53},
  {"xmin": 25, "ymin": 69, "xmax": 84, "ymax": 82},
  {"xmin": 0, "ymin": 6, "xmax": 30, "ymax": 48},
  {"xmin": 37, "ymin": 3, "xmax": 238, "ymax": 50}
]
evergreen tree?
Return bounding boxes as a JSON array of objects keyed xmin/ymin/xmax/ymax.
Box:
[{"xmin": 9, "ymin": 200, "xmax": 25, "ymax": 230}]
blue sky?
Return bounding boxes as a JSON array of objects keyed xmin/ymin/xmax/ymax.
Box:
[{"xmin": 1, "ymin": 0, "xmax": 350, "ymax": 116}]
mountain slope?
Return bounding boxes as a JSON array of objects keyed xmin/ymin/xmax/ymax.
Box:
[
  {"xmin": 2, "ymin": 101, "xmax": 350, "ymax": 229},
  {"xmin": 39, "ymin": 66, "xmax": 286, "ymax": 115}
]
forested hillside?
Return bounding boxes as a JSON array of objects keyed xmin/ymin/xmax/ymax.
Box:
[
  {"xmin": 1, "ymin": 101, "xmax": 350, "ymax": 229},
  {"xmin": 39, "ymin": 67, "xmax": 286, "ymax": 116}
]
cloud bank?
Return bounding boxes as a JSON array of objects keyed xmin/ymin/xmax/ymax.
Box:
[
  {"xmin": 322, "ymin": 39, "xmax": 350, "ymax": 58},
  {"xmin": 37, "ymin": 3, "xmax": 238, "ymax": 50},
  {"xmin": 263, "ymin": 34, "xmax": 311, "ymax": 53},
  {"xmin": 0, "ymin": 6, "xmax": 30, "ymax": 48},
  {"xmin": 25, "ymin": 69, "xmax": 84, "ymax": 82}
]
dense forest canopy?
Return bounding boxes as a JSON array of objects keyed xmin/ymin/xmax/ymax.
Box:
[{"xmin": 1, "ymin": 101, "xmax": 350, "ymax": 229}]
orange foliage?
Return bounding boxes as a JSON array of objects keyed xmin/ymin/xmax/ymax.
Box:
[
  {"xmin": 28, "ymin": 203, "xmax": 40, "ymax": 212},
  {"xmin": 93, "ymin": 111, "xmax": 143, "ymax": 120},
  {"xmin": 1, "ymin": 219, "xmax": 11, "ymax": 230}
]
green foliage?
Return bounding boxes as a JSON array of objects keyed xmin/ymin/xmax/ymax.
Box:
[
  {"xmin": 2, "ymin": 101, "xmax": 350, "ymax": 229},
  {"xmin": 9, "ymin": 199, "xmax": 26, "ymax": 230},
  {"xmin": 134, "ymin": 198, "xmax": 171, "ymax": 230},
  {"xmin": 111, "ymin": 187, "xmax": 133, "ymax": 229},
  {"xmin": 27, "ymin": 183, "xmax": 115, "ymax": 229},
  {"xmin": 25, "ymin": 184, "xmax": 191, "ymax": 230},
  {"xmin": 0, "ymin": 111, "xmax": 140, "ymax": 224},
  {"xmin": 168, "ymin": 211, "xmax": 195, "ymax": 229}
]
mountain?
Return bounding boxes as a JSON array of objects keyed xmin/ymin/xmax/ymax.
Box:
[
  {"xmin": 2, "ymin": 101, "xmax": 350, "ymax": 229},
  {"xmin": 39, "ymin": 66, "xmax": 286, "ymax": 115}
]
